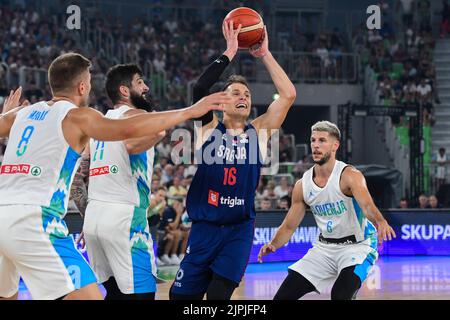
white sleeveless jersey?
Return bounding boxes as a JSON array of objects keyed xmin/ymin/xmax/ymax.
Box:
[
  {"xmin": 437, "ymin": 153, "xmax": 447, "ymax": 164},
  {"xmin": 88, "ymin": 105, "xmax": 155, "ymax": 208},
  {"xmin": 0, "ymin": 101, "xmax": 80, "ymax": 216},
  {"xmin": 302, "ymin": 160, "xmax": 377, "ymax": 243}
]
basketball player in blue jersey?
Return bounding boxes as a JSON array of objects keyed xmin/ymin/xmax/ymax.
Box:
[
  {"xmin": 72, "ymin": 64, "xmax": 165, "ymax": 300},
  {"xmin": 258, "ymin": 121, "xmax": 396, "ymax": 300},
  {"xmin": 169, "ymin": 21, "xmax": 296, "ymax": 300},
  {"xmin": 0, "ymin": 52, "xmax": 229, "ymax": 300}
]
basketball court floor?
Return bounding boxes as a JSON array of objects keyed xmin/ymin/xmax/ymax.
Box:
[{"xmin": 17, "ymin": 256, "xmax": 450, "ymax": 300}]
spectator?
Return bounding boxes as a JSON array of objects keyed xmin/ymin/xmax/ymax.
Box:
[
  {"xmin": 398, "ymin": 0, "xmax": 416, "ymax": 29},
  {"xmin": 417, "ymin": 193, "xmax": 428, "ymax": 209},
  {"xmin": 434, "ymin": 147, "xmax": 448, "ymax": 191},
  {"xmin": 161, "ymin": 163, "xmax": 175, "ymax": 186},
  {"xmin": 274, "ymin": 177, "xmax": 290, "ymax": 198},
  {"xmin": 157, "ymin": 197, "xmax": 185, "ymax": 266},
  {"xmin": 277, "ymin": 195, "xmax": 291, "ymax": 210},
  {"xmin": 168, "ymin": 176, "xmax": 188, "ymax": 198},
  {"xmin": 260, "ymin": 198, "xmax": 272, "ymax": 211},
  {"xmin": 399, "ymin": 197, "xmax": 409, "ymax": 209},
  {"xmin": 427, "ymin": 194, "xmax": 443, "ymax": 209},
  {"xmin": 156, "ymin": 136, "xmax": 172, "ymax": 159},
  {"xmin": 441, "ymin": 0, "xmax": 450, "ymax": 38},
  {"xmin": 151, "ymin": 176, "xmax": 161, "ymax": 192},
  {"xmin": 181, "ymin": 175, "xmax": 192, "ymax": 192},
  {"xmin": 262, "ymin": 180, "xmax": 278, "ymax": 200},
  {"xmin": 255, "ymin": 177, "xmax": 266, "ymax": 200},
  {"xmin": 279, "ymin": 135, "xmax": 293, "ymax": 162},
  {"xmin": 417, "ymin": 0, "xmax": 431, "ymax": 32},
  {"xmin": 147, "ymin": 186, "xmax": 167, "ymax": 226},
  {"xmin": 293, "ymin": 155, "xmax": 312, "ymax": 178}
]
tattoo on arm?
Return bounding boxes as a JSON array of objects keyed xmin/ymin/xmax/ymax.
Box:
[{"xmin": 70, "ymin": 154, "xmax": 90, "ymax": 217}]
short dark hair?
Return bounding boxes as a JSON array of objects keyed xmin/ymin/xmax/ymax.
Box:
[
  {"xmin": 222, "ymin": 75, "xmax": 250, "ymax": 91},
  {"xmin": 48, "ymin": 53, "xmax": 91, "ymax": 94},
  {"xmin": 105, "ymin": 64, "xmax": 143, "ymax": 104},
  {"xmin": 157, "ymin": 186, "xmax": 167, "ymax": 192}
]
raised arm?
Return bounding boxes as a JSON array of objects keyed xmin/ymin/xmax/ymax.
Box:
[
  {"xmin": 192, "ymin": 21, "xmax": 241, "ymax": 127},
  {"xmin": 258, "ymin": 180, "xmax": 306, "ymax": 262},
  {"xmin": 0, "ymin": 87, "xmax": 29, "ymax": 137},
  {"xmin": 250, "ymin": 27, "xmax": 297, "ymax": 131},
  {"xmin": 341, "ymin": 166, "xmax": 396, "ymax": 244}
]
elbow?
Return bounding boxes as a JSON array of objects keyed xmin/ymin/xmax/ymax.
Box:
[
  {"xmin": 281, "ymin": 87, "xmax": 297, "ymax": 104},
  {"xmin": 158, "ymin": 130, "xmax": 167, "ymax": 139},
  {"xmin": 286, "ymin": 87, "xmax": 297, "ymax": 103}
]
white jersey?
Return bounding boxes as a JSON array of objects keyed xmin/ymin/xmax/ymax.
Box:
[
  {"xmin": 302, "ymin": 160, "xmax": 377, "ymax": 243},
  {"xmin": 437, "ymin": 153, "xmax": 447, "ymax": 164},
  {"xmin": 0, "ymin": 101, "xmax": 80, "ymax": 216},
  {"xmin": 88, "ymin": 105, "xmax": 155, "ymax": 208}
]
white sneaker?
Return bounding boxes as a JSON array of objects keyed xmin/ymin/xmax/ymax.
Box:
[
  {"xmin": 160, "ymin": 254, "xmax": 172, "ymax": 265},
  {"xmin": 178, "ymin": 254, "xmax": 185, "ymax": 261},
  {"xmin": 169, "ymin": 254, "xmax": 181, "ymax": 265},
  {"xmin": 156, "ymin": 257, "xmax": 165, "ymax": 266}
]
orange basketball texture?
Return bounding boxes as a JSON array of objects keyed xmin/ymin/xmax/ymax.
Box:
[{"xmin": 223, "ymin": 7, "xmax": 264, "ymax": 49}]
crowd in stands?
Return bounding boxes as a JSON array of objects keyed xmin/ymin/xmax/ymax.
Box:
[
  {"xmin": 355, "ymin": 0, "xmax": 441, "ymax": 126},
  {"xmin": 398, "ymin": 192, "xmax": 444, "ymax": 209}
]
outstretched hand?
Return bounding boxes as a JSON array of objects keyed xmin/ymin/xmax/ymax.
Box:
[
  {"xmin": 189, "ymin": 92, "xmax": 231, "ymax": 118},
  {"xmin": 249, "ymin": 26, "xmax": 269, "ymax": 58},
  {"xmin": 2, "ymin": 87, "xmax": 28, "ymax": 113},
  {"xmin": 376, "ymin": 219, "xmax": 396, "ymax": 244},
  {"xmin": 257, "ymin": 242, "xmax": 277, "ymax": 263},
  {"xmin": 223, "ymin": 20, "xmax": 242, "ymax": 60}
]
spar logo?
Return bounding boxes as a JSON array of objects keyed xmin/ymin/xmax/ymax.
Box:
[
  {"xmin": 0, "ymin": 164, "xmax": 31, "ymax": 175},
  {"xmin": 0, "ymin": 164, "xmax": 42, "ymax": 176},
  {"xmin": 89, "ymin": 165, "xmax": 119, "ymax": 177}
]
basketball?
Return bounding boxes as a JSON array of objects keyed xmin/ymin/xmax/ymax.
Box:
[{"xmin": 223, "ymin": 7, "xmax": 264, "ymax": 49}]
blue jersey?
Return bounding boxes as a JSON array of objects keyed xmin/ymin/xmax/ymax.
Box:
[{"xmin": 186, "ymin": 121, "xmax": 263, "ymax": 225}]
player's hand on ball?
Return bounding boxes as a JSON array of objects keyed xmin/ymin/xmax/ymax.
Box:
[
  {"xmin": 249, "ymin": 26, "xmax": 269, "ymax": 58},
  {"xmin": 258, "ymin": 242, "xmax": 277, "ymax": 263},
  {"xmin": 376, "ymin": 219, "xmax": 396, "ymax": 244},
  {"xmin": 223, "ymin": 20, "xmax": 242, "ymax": 60},
  {"xmin": 189, "ymin": 92, "xmax": 230, "ymax": 118}
]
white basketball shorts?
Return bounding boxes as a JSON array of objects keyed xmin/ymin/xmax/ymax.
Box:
[
  {"xmin": 0, "ymin": 204, "xmax": 97, "ymax": 299},
  {"xmin": 289, "ymin": 237, "xmax": 378, "ymax": 293},
  {"xmin": 83, "ymin": 200, "xmax": 157, "ymax": 294}
]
